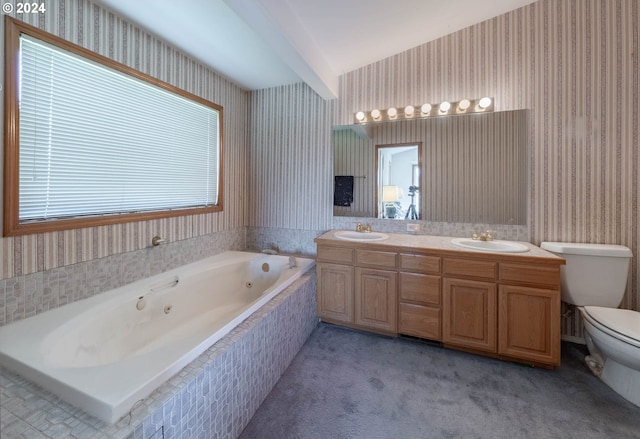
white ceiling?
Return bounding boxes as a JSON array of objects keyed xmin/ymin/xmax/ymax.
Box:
[{"xmin": 95, "ymin": 0, "xmax": 537, "ymax": 100}]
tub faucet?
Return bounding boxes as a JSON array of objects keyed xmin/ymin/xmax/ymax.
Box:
[
  {"xmin": 151, "ymin": 235, "xmax": 167, "ymax": 246},
  {"xmin": 288, "ymin": 255, "xmax": 297, "ymax": 269}
]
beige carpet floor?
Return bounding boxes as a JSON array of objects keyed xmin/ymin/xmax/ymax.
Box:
[{"xmin": 239, "ymin": 322, "xmax": 640, "ymax": 439}]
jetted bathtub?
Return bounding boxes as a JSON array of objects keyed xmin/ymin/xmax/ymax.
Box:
[{"xmin": 0, "ymin": 251, "xmax": 314, "ymax": 424}]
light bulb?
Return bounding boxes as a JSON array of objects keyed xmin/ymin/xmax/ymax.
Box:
[
  {"xmin": 371, "ymin": 109, "xmax": 381, "ymax": 119},
  {"xmin": 404, "ymin": 105, "xmax": 415, "ymax": 116},
  {"xmin": 421, "ymin": 103, "xmax": 432, "ymax": 114},
  {"xmin": 355, "ymin": 111, "xmax": 366, "ymax": 122},
  {"xmin": 387, "ymin": 107, "xmax": 397, "ymax": 118},
  {"xmin": 439, "ymin": 101, "xmax": 451, "ymax": 112},
  {"xmin": 458, "ymin": 99, "xmax": 471, "ymax": 110},
  {"xmin": 479, "ymin": 97, "xmax": 492, "ymax": 109}
]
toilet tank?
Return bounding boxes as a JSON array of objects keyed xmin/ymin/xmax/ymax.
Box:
[{"xmin": 540, "ymin": 242, "xmax": 633, "ymax": 307}]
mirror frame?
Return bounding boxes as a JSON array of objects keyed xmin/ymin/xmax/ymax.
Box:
[{"xmin": 374, "ymin": 142, "xmax": 423, "ymax": 219}]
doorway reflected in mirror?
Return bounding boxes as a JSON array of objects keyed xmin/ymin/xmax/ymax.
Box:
[{"xmin": 376, "ymin": 144, "xmax": 421, "ymax": 219}]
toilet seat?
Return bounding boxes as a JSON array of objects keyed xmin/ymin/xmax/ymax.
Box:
[{"xmin": 582, "ymin": 306, "xmax": 640, "ymax": 348}]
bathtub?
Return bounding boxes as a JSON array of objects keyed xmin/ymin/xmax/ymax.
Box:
[{"xmin": 0, "ymin": 251, "xmax": 314, "ymax": 424}]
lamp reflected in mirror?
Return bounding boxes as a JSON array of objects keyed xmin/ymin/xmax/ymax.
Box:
[{"xmin": 381, "ymin": 185, "xmax": 403, "ymax": 218}]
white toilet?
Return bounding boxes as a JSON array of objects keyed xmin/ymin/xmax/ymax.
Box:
[{"xmin": 540, "ymin": 242, "xmax": 639, "ymax": 407}]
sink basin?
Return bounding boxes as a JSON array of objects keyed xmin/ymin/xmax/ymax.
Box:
[
  {"xmin": 451, "ymin": 238, "xmax": 530, "ymax": 253},
  {"xmin": 333, "ymin": 230, "xmax": 390, "ymax": 242}
]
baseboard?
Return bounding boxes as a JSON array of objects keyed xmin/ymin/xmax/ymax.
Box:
[{"xmin": 562, "ymin": 334, "xmax": 586, "ymax": 345}]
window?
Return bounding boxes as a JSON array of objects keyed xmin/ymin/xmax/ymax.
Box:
[{"xmin": 3, "ymin": 17, "xmax": 223, "ymax": 236}]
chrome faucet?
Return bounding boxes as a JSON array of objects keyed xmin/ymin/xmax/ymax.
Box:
[
  {"xmin": 288, "ymin": 255, "xmax": 297, "ymax": 269},
  {"xmin": 472, "ymin": 230, "xmax": 494, "ymax": 241},
  {"xmin": 151, "ymin": 235, "xmax": 167, "ymax": 246}
]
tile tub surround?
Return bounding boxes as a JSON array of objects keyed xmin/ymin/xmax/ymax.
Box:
[
  {"xmin": 246, "ymin": 227, "xmax": 323, "ymax": 256},
  {"xmin": 1, "ymin": 270, "xmax": 318, "ymax": 439},
  {"xmin": 0, "ymin": 228, "xmax": 245, "ymax": 327}
]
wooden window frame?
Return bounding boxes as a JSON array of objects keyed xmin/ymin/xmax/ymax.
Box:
[{"xmin": 3, "ymin": 16, "xmax": 224, "ymax": 237}]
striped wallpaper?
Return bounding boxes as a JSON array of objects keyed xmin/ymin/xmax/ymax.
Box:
[
  {"xmin": 0, "ymin": 0, "xmax": 637, "ymax": 341},
  {"xmin": 248, "ymin": 83, "xmax": 334, "ymax": 231},
  {"xmin": 0, "ymin": 0, "xmax": 249, "ymax": 279},
  {"xmin": 333, "ymin": 110, "xmax": 528, "ymax": 224},
  {"xmin": 249, "ymin": 0, "xmax": 639, "ymax": 339}
]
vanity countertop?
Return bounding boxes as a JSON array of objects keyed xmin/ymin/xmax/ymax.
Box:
[{"xmin": 314, "ymin": 230, "xmax": 565, "ymax": 265}]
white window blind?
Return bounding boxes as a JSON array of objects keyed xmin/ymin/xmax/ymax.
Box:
[{"xmin": 18, "ymin": 34, "xmax": 220, "ymax": 222}]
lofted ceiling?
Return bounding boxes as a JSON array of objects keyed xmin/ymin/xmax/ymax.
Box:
[{"xmin": 95, "ymin": 0, "xmax": 538, "ymax": 100}]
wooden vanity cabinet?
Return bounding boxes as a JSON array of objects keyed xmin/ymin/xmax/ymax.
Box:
[
  {"xmin": 317, "ymin": 246, "xmax": 398, "ymax": 334},
  {"xmin": 498, "ymin": 263, "xmax": 561, "ymax": 365},
  {"xmin": 315, "ymin": 234, "xmax": 563, "ymax": 368},
  {"xmin": 441, "ymin": 257, "xmax": 561, "ymax": 366}
]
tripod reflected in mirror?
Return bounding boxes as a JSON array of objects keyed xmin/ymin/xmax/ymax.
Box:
[{"xmin": 405, "ymin": 185, "xmax": 419, "ymax": 220}]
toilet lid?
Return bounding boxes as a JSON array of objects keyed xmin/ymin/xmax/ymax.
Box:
[{"xmin": 583, "ymin": 306, "xmax": 640, "ymax": 343}]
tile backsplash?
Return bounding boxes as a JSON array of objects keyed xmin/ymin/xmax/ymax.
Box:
[{"xmin": 0, "ymin": 229, "xmax": 244, "ymax": 327}]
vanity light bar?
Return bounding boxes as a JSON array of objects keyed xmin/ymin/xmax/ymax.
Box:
[{"xmin": 354, "ymin": 97, "xmax": 494, "ymax": 123}]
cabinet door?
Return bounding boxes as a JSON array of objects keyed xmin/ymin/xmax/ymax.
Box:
[
  {"xmin": 317, "ymin": 263, "xmax": 354, "ymax": 323},
  {"xmin": 443, "ymin": 278, "xmax": 497, "ymax": 352},
  {"xmin": 499, "ymin": 285, "xmax": 560, "ymax": 365},
  {"xmin": 355, "ymin": 268, "xmax": 397, "ymax": 333}
]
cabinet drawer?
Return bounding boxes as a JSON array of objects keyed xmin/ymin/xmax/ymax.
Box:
[
  {"xmin": 399, "ymin": 273, "xmax": 441, "ymax": 306},
  {"xmin": 399, "ymin": 254, "xmax": 441, "ymax": 274},
  {"xmin": 356, "ymin": 250, "xmax": 397, "ymax": 269},
  {"xmin": 443, "ymin": 258, "xmax": 497, "ymax": 280},
  {"xmin": 500, "ymin": 263, "xmax": 561, "ymax": 288},
  {"xmin": 399, "ymin": 303, "xmax": 441, "ymax": 340},
  {"xmin": 317, "ymin": 246, "xmax": 354, "ymax": 264}
]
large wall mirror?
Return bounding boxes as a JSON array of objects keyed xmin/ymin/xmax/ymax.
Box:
[{"xmin": 333, "ymin": 110, "xmax": 528, "ymax": 225}]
